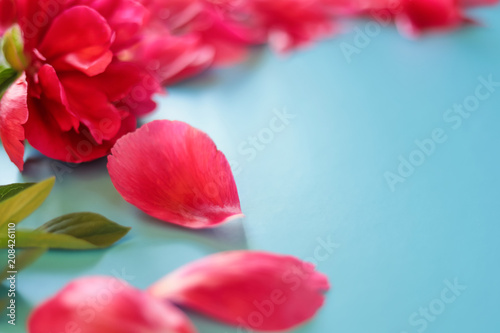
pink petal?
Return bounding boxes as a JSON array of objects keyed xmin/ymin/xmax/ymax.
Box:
[
  {"xmin": 24, "ymin": 95, "xmax": 136, "ymax": 163},
  {"xmin": 38, "ymin": 6, "xmax": 114, "ymax": 76},
  {"xmin": 57, "ymin": 71, "xmax": 123, "ymax": 142},
  {"xmin": 36, "ymin": 64, "xmax": 80, "ymax": 132},
  {"xmin": 148, "ymin": 251, "xmax": 330, "ymax": 331},
  {"xmin": 78, "ymin": 0, "xmax": 149, "ymax": 51},
  {"xmin": 28, "ymin": 276, "xmax": 197, "ymax": 333},
  {"xmin": 132, "ymin": 32, "xmax": 214, "ymax": 85},
  {"xmin": 16, "ymin": 0, "xmax": 67, "ymax": 51},
  {"xmin": 0, "ymin": 0, "xmax": 16, "ymax": 36},
  {"xmin": 0, "ymin": 75, "xmax": 28, "ymax": 171},
  {"xmin": 107, "ymin": 120, "xmax": 242, "ymax": 228}
]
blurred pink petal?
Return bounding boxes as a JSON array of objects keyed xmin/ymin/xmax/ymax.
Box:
[
  {"xmin": 0, "ymin": 75, "xmax": 28, "ymax": 171},
  {"xmin": 148, "ymin": 251, "xmax": 330, "ymax": 331},
  {"xmin": 108, "ymin": 120, "xmax": 242, "ymax": 228},
  {"xmin": 130, "ymin": 32, "xmax": 214, "ymax": 85},
  {"xmin": 28, "ymin": 276, "xmax": 197, "ymax": 333},
  {"xmin": 395, "ymin": 0, "xmax": 467, "ymax": 36},
  {"xmin": 245, "ymin": 0, "xmax": 338, "ymax": 52},
  {"xmin": 141, "ymin": 0, "xmax": 256, "ymax": 66}
]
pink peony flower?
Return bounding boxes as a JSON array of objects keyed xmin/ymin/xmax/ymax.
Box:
[
  {"xmin": 107, "ymin": 120, "xmax": 243, "ymax": 229},
  {"xmin": 28, "ymin": 251, "xmax": 330, "ymax": 332},
  {"xmin": 28, "ymin": 276, "xmax": 197, "ymax": 333},
  {"xmin": 0, "ymin": 0, "xmax": 162, "ymax": 170}
]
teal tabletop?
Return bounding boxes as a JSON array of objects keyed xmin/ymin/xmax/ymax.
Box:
[{"xmin": 1, "ymin": 6, "xmax": 500, "ymax": 333}]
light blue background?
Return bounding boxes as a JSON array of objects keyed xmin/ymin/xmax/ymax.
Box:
[{"xmin": 1, "ymin": 6, "xmax": 500, "ymax": 333}]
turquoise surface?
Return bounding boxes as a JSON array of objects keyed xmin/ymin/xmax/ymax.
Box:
[{"xmin": 1, "ymin": 7, "xmax": 500, "ymax": 333}]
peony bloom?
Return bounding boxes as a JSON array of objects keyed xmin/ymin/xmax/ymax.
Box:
[
  {"xmin": 0, "ymin": 0, "xmax": 162, "ymax": 170},
  {"xmin": 107, "ymin": 120, "xmax": 243, "ymax": 229},
  {"xmin": 28, "ymin": 276, "xmax": 197, "ymax": 333},
  {"xmin": 28, "ymin": 251, "xmax": 330, "ymax": 332},
  {"xmin": 149, "ymin": 251, "xmax": 331, "ymax": 331}
]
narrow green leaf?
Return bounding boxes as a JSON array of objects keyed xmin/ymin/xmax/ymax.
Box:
[
  {"xmin": 0, "ymin": 182, "xmax": 35, "ymax": 203},
  {"xmin": 0, "ymin": 177, "xmax": 55, "ymax": 228},
  {"xmin": 9, "ymin": 213, "xmax": 131, "ymax": 250},
  {"xmin": 0, "ymin": 66, "xmax": 19, "ymax": 100}
]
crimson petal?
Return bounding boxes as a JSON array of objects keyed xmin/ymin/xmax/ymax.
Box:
[
  {"xmin": 0, "ymin": 75, "xmax": 28, "ymax": 171},
  {"xmin": 28, "ymin": 276, "xmax": 197, "ymax": 333},
  {"xmin": 37, "ymin": 6, "xmax": 113, "ymax": 76},
  {"xmin": 148, "ymin": 251, "xmax": 330, "ymax": 331},
  {"xmin": 107, "ymin": 120, "xmax": 242, "ymax": 228}
]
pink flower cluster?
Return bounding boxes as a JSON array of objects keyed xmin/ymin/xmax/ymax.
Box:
[{"xmin": 0, "ymin": 0, "xmax": 497, "ymax": 170}]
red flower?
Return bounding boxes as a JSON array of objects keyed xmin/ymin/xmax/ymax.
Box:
[
  {"xmin": 107, "ymin": 120, "xmax": 243, "ymax": 228},
  {"xmin": 0, "ymin": 0, "xmax": 162, "ymax": 170},
  {"xmin": 28, "ymin": 252, "xmax": 330, "ymax": 332},
  {"xmin": 28, "ymin": 276, "xmax": 197, "ymax": 333}
]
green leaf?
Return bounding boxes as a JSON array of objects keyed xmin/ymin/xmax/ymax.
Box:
[
  {"xmin": 0, "ymin": 66, "xmax": 19, "ymax": 99},
  {"xmin": 0, "ymin": 182, "xmax": 36, "ymax": 203},
  {"xmin": 0, "ymin": 177, "xmax": 55, "ymax": 228},
  {"xmin": 11, "ymin": 212, "xmax": 130, "ymax": 250}
]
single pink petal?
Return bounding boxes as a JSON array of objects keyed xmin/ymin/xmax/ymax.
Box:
[
  {"xmin": 28, "ymin": 276, "xmax": 197, "ymax": 333},
  {"xmin": 107, "ymin": 120, "xmax": 243, "ymax": 228},
  {"xmin": 0, "ymin": 75, "xmax": 28, "ymax": 171},
  {"xmin": 38, "ymin": 6, "xmax": 114, "ymax": 76},
  {"xmin": 36, "ymin": 64, "xmax": 80, "ymax": 132},
  {"xmin": 148, "ymin": 251, "xmax": 330, "ymax": 331}
]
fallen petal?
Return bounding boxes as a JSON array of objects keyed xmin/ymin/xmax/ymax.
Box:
[
  {"xmin": 28, "ymin": 276, "xmax": 197, "ymax": 333},
  {"xmin": 148, "ymin": 251, "xmax": 330, "ymax": 331},
  {"xmin": 108, "ymin": 120, "xmax": 242, "ymax": 228}
]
